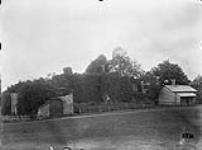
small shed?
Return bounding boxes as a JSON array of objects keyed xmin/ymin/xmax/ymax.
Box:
[{"xmin": 159, "ymin": 85, "xmax": 197, "ymax": 105}]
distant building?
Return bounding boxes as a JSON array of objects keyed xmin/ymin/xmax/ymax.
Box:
[
  {"xmin": 159, "ymin": 85, "xmax": 197, "ymax": 105},
  {"xmin": 37, "ymin": 93, "xmax": 73, "ymax": 118}
]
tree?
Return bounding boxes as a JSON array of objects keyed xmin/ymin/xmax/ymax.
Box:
[
  {"xmin": 17, "ymin": 79, "xmax": 57, "ymax": 116},
  {"xmin": 191, "ymin": 75, "xmax": 202, "ymax": 103},
  {"xmin": 48, "ymin": 67, "xmax": 74, "ymax": 95},
  {"xmin": 112, "ymin": 46, "xmax": 127, "ymax": 58},
  {"xmin": 108, "ymin": 47, "xmax": 143, "ymax": 78},
  {"xmin": 1, "ymin": 92, "xmax": 12, "ymax": 115},
  {"xmin": 119, "ymin": 76, "xmax": 133, "ymax": 102},
  {"xmin": 140, "ymin": 71, "xmax": 162, "ymax": 104},
  {"xmin": 151, "ymin": 60, "xmax": 190, "ymax": 85},
  {"xmin": 191, "ymin": 75, "xmax": 202, "ymax": 87},
  {"xmin": 85, "ymin": 54, "xmax": 108, "ymax": 74},
  {"xmin": 63, "ymin": 67, "xmax": 73, "ymax": 75}
]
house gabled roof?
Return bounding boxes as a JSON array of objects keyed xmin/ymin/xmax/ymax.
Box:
[{"xmin": 165, "ymin": 85, "xmax": 197, "ymax": 93}]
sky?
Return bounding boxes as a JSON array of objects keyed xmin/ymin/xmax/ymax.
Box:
[{"xmin": 0, "ymin": 0, "xmax": 202, "ymax": 91}]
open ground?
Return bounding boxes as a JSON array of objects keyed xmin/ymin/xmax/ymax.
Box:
[{"xmin": 2, "ymin": 106, "xmax": 202, "ymax": 150}]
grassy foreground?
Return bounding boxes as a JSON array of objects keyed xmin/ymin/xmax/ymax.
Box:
[{"xmin": 2, "ymin": 106, "xmax": 202, "ymax": 150}]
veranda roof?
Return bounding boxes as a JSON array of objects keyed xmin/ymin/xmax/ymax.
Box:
[{"xmin": 177, "ymin": 93, "xmax": 196, "ymax": 97}]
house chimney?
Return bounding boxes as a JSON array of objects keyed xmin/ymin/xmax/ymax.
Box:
[{"xmin": 171, "ymin": 79, "xmax": 176, "ymax": 85}]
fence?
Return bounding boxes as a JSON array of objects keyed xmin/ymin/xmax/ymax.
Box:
[
  {"xmin": 74, "ymin": 103, "xmax": 155, "ymax": 114},
  {"xmin": 74, "ymin": 102, "xmax": 199, "ymax": 114},
  {"xmin": 2, "ymin": 103, "xmax": 199, "ymax": 122},
  {"xmin": 2, "ymin": 115, "xmax": 31, "ymax": 122}
]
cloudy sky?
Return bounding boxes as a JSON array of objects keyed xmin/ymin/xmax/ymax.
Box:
[{"xmin": 0, "ymin": 0, "xmax": 202, "ymax": 90}]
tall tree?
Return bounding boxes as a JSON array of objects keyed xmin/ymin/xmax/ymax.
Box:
[
  {"xmin": 191, "ymin": 75, "xmax": 202, "ymax": 88},
  {"xmin": 151, "ymin": 60, "xmax": 190, "ymax": 85},
  {"xmin": 140, "ymin": 71, "xmax": 161, "ymax": 104},
  {"xmin": 85, "ymin": 54, "xmax": 108, "ymax": 74},
  {"xmin": 108, "ymin": 47, "xmax": 143, "ymax": 78},
  {"xmin": 1, "ymin": 92, "xmax": 12, "ymax": 115},
  {"xmin": 17, "ymin": 79, "xmax": 57, "ymax": 116},
  {"xmin": 63, "ymin": 67, "xmax": 73, "ymax": 75},
  {"xmin": 191, "ymin": 75, "xmax": 202, "ymax": 103}
]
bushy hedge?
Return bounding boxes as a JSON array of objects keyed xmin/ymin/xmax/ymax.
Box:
[
  {"xmin": 2, "ymin": 73, "xmax": 142, "ymax": 115},
  {"xmin": 72, "ymin": 73, "xmax": 133, "ymax": 104},
  {"xmin": 74, "ymin": 102, "xmax": 154, "ymax": 114}
]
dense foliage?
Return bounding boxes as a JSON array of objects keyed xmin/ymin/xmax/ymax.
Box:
[
  {"xmin": 2, "ymin": 79, "xmax": 57, "ymax": 116},
  {"xmin": 151, "ymin": 60, "xmax": 190, "ymax": 85},
  {"xmin": 1, "ymin": 92, "xmax": 12, "ymax": 115},
  {"xmin": 85, "ymin": 55, "xmax": 108, "ymax": 74},
  {"xmin": 1, "ymin": 48, "xmax": 193, "ymax": 116},
  {"xmin": 139, "ymin": 72, "xmax": 162, "ymax": 104},
  {"xmin": 191, "ymin": 75, "xmax": 202, "ymax": 103},
  {"xmin": 17, "ymin": 80, "xmax": 57, "ymax": 115},
  {"xmin": 108, "ymin": 48, "xmax": 143, "ymax": 78}
]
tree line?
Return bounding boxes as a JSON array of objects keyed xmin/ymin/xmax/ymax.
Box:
[{"xmin": 1, "ymin": 47, "xmax": 201, "ymax": 116}]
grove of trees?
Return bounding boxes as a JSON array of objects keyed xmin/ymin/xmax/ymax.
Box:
[
  {"xmin": 151, "ymin": 60, "xmax": 190, "ymax": 85},
  {"xmin": 1, "ymin": 47, "xmax": 197, "ymax": 116}
]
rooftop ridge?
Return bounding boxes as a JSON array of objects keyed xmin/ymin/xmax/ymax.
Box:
[{"xmin": 165, "ymin": 85, "xmax": 197, "ymax": 92}]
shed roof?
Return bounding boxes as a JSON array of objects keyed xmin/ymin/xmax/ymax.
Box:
[
  {"xmin": 177, "ymin": 93, "xmax": 196, "ymax": 97},
  {"xmin": 165, "ymin": 85, "xmax": 197, "ymax": 93}
]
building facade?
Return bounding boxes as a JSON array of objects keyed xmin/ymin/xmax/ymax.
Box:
[{"xmin": 159, "ymin": 85, "xmax": 197, "ymax": 105}]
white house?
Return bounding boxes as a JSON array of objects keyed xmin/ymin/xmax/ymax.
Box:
[{"xmin": 159, "ymin": 85, "xmax": 197, "ymax": 105}]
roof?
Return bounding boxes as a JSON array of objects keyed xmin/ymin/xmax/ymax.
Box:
[
  {"xmin": 165, "ymin": 85, "xmax": 197, "ymax": 93},
  {"xmin": 177, "ymin": 93, "xmax": 196, "ymax": 97}
]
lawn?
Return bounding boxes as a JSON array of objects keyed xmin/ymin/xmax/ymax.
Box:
[{"xmin": 2, "ymin": 106, "xmax": 202, "ymax": 150}]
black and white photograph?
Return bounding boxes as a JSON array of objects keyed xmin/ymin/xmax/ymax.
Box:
[{"xmin": 0, "ymin": 0, "xmax": 202, "ymax": 149}]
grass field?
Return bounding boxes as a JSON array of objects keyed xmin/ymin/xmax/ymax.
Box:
[{"xmin": 2, "ymin": 106, "xmax": 202, "ymax": 150}]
